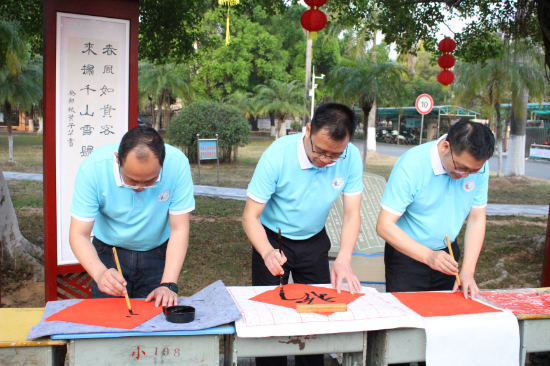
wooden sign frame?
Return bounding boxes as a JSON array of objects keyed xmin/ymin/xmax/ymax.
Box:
[{"xmin": 43, "ymin": 0, "xmax": 139, "ymax": 302}]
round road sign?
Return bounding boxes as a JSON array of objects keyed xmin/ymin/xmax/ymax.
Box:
[{"xmin": 416, "ymin": 94, "xmax": 434, "ymax": 115}]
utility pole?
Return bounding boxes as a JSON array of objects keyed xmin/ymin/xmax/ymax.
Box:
[
  {"xmin": 303, "ymin": 34, "xmax": 313, "ymax": 133},
  {"xmin": 309, "ymin": 65, "xmax": 325, "ymax": 119}
]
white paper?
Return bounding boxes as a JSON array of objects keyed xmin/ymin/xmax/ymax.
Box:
[
  {"xmin": 227, "ymin": 285, "xmax": 424, "ymax": 338},
  {"xmin": 424, "ymin": 309, "xmax": 519, "ymax": 366}
]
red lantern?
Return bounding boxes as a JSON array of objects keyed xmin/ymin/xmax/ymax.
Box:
[
  {"xmin": 304, "ymin": 0, "xmax": 328, "ymax": 6},
  {"xmin": 438, "ymin": 37, "xmax": 456, "ymax": 53},
  {"xmin": 438, "ymin": 54, "xmax": 455, "ymax": 69},
  {"xmin": 437, "ymin": 70, "xmax": 455, "ymax": 86},
  {"xmin": 300, "ymin": 9, "xmax": 327, "ymax": 32}
]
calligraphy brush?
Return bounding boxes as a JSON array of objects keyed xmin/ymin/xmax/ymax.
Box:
[
  {"xmin": 112, "ymin": 247, "xmax": 135, "ymax": 315},
  {"xmin": 445, "ymin": 235, "xmax": 462, "ymax": 292},
  {"xmin": 277, "ymin": 227, "xmax": 284, "ymax": 297}
]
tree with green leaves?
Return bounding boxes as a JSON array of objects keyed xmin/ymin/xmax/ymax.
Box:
[
  {"xmin": 255, "ymin": 79, "xmax": 308, "ymax": 139},
  {"xmin": 328, "ymin": 57, "xmax": 407, "ymax": 169},
  {"xmin": 225, "ymin": 91, "xmax": 262, "ymax": 131},
  {"xmin": 454, "ymin": 59, "xmax": 510, "ymax": 176},
  {"xmin": 138, "ymin": 61, "xmax": 195, "ymax": 131}
]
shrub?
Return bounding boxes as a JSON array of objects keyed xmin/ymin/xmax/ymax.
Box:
[{"xmin": 167, "ymin": 101, "xmax": 251, "ymax": 163}]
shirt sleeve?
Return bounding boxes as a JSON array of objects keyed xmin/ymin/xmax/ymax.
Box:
[
  {"xmin": 472, "ymin": 161, "xmax": 489, "ymax": 209},
  {"xmin": 169, "ymin": 154, "xmax": 195, "ymax": 215},
  {"xmin": 247, "ymin": 152, "xmax": 278, "ymax": 204},
  {"xmin": 380, "ymin": 157, "xmax": 417, "ymax": 216},
  {"xmin": 70, "ymin": 166, "xmax": 99, "ymax": 221},
  {"xmin": 343, "ymin": 146, "xmax": 363, "ymax": 196}
]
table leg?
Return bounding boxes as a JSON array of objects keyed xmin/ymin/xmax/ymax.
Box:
[{"xmin": 366, "ymin": 330, "xmax": 388, "ymax": 366}]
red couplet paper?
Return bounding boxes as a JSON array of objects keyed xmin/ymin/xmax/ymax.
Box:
[
  {"xmin": 392, "ymin": 292, "xmax": 502, "ymax": 317},
  {"xmin": 480, "ymin": 292, "xmax": 550, "ymax": 315},
  {"xmin": 46, "ymin": 298, "xmax": 163, "ymax": 329},
  {"xmin": 249, "ymin": 283, "xmax": 364, "ymax": 315}
]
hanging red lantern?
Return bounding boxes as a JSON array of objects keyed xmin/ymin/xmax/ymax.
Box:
[
  {"xmin": 438, "ymin": 37, "xmax": 456, "ymax": 53},
  {"xmin": 304, "ymin": 0, "xmax": 328, "ymax": 6},
  {"xmin": 437, "ymin": 70, "xmax": 455, "ymax": 86},
  {"xmin": 438, "ymin": 54, "xmax": 455, "ymax": 69},
  {"xmin": 300, "ymin": 8, "xmax": 327, "ymax": 40}
]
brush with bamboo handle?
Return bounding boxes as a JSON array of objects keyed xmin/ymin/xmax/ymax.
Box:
[
  {"xmin": 112, "ymin": 247, "xmax": 135, "ymax": 315},
  {"xmin": 445, "ymin": 235, "xmax": 461, "ymax": 290}
]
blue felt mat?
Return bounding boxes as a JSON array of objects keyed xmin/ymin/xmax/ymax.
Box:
[{"xmin": 28, "ymin": 280, "xmax": 241, "ymax": 340}]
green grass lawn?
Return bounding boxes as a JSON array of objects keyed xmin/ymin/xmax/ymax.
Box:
[{"xmin": 0, "ymin": 132, "xmax": 44, "ymax": 173}]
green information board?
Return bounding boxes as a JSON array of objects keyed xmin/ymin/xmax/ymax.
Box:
[{"xmin": 326, "ymin": 172, "xmax": 387, "ymax": 255}]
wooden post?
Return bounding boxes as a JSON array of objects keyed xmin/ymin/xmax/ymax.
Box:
[
  {"xmin": 216, "ymin": 134, "xmax": 220, "ymax": 184},
  {"xmin": 197, "ymin": 134, "xmax": 201, "ymax": 185},
  {"xmin": 541, "ymin": 201, "xmax": 550, "ymax": 287}
]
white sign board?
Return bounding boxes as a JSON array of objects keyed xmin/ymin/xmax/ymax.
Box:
[
  {"xmin": 415, "ymin": 94, "xmax": 434, "ymax": 115},
  {"xmin": 56, "ymin": 13, "xmax": 129, "ymax": 264}
]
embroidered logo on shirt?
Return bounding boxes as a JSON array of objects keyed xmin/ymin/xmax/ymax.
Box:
[
  {"xmin": 158, "ymin": 190, "xmax": 170, "ymax": 202},
  {"xmin": 463, "ymin": 180, "xmax": 475, "ymax": 193},
  {"xmin": 332, "ymin": 177, "xmax": 344, "ymax": 189}
]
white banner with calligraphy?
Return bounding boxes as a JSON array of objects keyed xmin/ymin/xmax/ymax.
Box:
[{"xmin": 56, "ymin": 13, "xmax": 129, "ymax": 264}]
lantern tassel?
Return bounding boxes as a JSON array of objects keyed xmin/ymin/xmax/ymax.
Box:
[{"xmin": 226, "ymin": 9, "xmax": 230, "ymax": 45}]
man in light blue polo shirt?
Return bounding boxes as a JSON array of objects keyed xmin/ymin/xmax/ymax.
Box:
[
  {"xmin": 377, "ymin": 121, "xmax": 495, "ymax": 302},
  {"xmin": 69, "ymin": 127, "xmax": 194, "ymax": 308},
  {"xmin": 242, "ymin": 103, "xmax": 364, "ymax": 366}
]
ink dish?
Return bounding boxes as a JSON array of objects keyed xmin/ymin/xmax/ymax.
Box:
[{"xmin": 163, "ymin": 305, "xmax": 195, "ymax": 323}]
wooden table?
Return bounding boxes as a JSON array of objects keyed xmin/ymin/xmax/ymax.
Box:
[{"xmin": 0, "ymin": 308, "xmax": 67, "ymax": 366}]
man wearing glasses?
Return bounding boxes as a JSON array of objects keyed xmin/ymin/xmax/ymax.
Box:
[
  {"xmin": 377, "ymin": 120, "xmax": 495, "ymax": 305},
  {"xmin": 242, "ymin": 103, "xmax": 363, "ymax": 366},
  {"xmin": 69, "ymin": 127, "xmax": 194, "ymax": 308}
]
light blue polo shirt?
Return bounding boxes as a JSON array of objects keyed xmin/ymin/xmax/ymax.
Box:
[
  {"xmin": 381, "ymin": 135, "xmax": 488, "ymax": 250},
  {"xmin": 71, "ymin": 144, "xmax": 195, "ymax": 251},
  {"xmin": 247, "ymin": 133, "xmax": 363, "ymax": 240}
]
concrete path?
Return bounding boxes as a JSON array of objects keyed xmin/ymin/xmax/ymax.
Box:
[{"xmin": 4, "ymin": 171, "xmax": 549, "ymax": 216}]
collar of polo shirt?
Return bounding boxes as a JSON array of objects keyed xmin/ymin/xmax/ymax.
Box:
[
  {"xmin": 431, "ymin": 134, "xmax": 448, "ymax": 176},
  {"xmin": 112, "ymin": 155, "xmax": 161, "ymax": 187},
  {"xmin": 297, "ymin": 133, "xmax": 336, "ymax": 170}
]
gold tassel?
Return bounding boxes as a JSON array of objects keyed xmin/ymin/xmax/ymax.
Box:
[{"xmin": 219, "ymin": 0, "xmax": 239, "ymax": 46}]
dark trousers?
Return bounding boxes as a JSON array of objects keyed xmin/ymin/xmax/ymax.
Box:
[
  {"xmin": 91, "ymin": 237, "xmax": 168, "ymax": 299},
  {"xmin": 385, "ymin": 240, "xmax": 460, "ymax": 366},
  {"xmin": 252, "ymin": 226, "xmax": 331, "ymax": 366}
]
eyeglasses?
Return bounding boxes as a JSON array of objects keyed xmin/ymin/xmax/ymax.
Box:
[
  {"xmin": 449, "ymin": 144, "xmax": 485, "ymax": 175},
  {"xmin": 118, "ymin": 165, "xmax": 162, "ymax": 189},
  {"xmin": 310, "ymin": 135, "xmax": 348, "ymax": 162}
]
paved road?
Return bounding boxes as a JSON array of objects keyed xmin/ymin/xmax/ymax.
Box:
[{"xmin": 353, "ymin": 139, "xmax": 550, "ymax": 180}]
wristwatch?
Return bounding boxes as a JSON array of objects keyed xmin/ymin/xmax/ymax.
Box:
[{"xmin": 160, "ymin": 282, "xmax": 178, "ymax": 293}]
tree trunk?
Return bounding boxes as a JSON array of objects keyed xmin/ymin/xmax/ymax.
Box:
[
  {"xmin": 367, "ymin": 99, "xmax": 377, "ymax": 152},
  {"xmin": 0, "ymin": 168, "xmax": 44, "ymax": 281},
  {"xmin": 495, "ymin": 103, "xmax": 503, "ymax": 177},
  {"xmin": 249, "ymin": 116, "xmax": 258, "ymax": 131},
  {"xmin": 278, "ymin": 114, "xmax": 287, "ymax": 138},
  {"xmin": 37, "ymin": 116, "xmax": 43, "ymax": 135},
  {"xmin": 269, "ymin": 113, "xmax": 276, "ymax": 137},
  {"xmin": 4, "ymin": 102, "xmax": 15, "ymax": 163},
  {"xmin": 361, "ymin": 103, "xmax": 373, "ymax": 171},
  {"xmin": 505, "ymin": 88, "xmax": 529, "ymax": 177}
]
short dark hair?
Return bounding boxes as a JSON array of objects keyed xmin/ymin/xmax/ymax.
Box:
[
  {"xmin": 118, "ymin": 126, "xmax": 166, "ymax": 166},
  {"xmin": 446, "ymin": 121, "xmax": 495, "ymax": 161},
  {"xmin": 311, "ymin": 103, "xmax": 357, "ymax": 141}
]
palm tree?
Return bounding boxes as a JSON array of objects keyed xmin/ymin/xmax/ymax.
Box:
[
  {"xmin": 454, "ymin": 59, "xmax": 509, "ymax": 176},
  {"xmin": 225, "ymin": 91, "xmax": 262, "ymax": 131},
  {"xmin": 328, "ymin": 56, "xmax": 406, "ymax": 169},
  {"xmin": 453, "ymin": 41, "xmax": 546, "ymax": 177},
  {"xmin": 0, "ymin": 56, "xmax": 42, "ymax": 162},
  {"xmin": 138, "ymin": 62, "xmax": 195, "ymax": 130},
  {"xmin": 255, "ymin": 80, "xmax": 308, "ymax": 139}
]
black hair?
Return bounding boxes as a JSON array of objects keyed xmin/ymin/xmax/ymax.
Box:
[
  {"xmin": 310, "ymin": 103, "xmax": 357, "ymax": 141},
  {"xmin": 446, "ymin": 120, "xmax": 495, "ymax": 161},
  {"xmin": 118, "ymin": 126, "xmax": 166, "ymax": 166}
]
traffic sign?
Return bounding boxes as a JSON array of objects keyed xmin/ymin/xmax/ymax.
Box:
[{"xmin": 416, "ymin": 94, "xmax": 434, "ymax": 115}]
